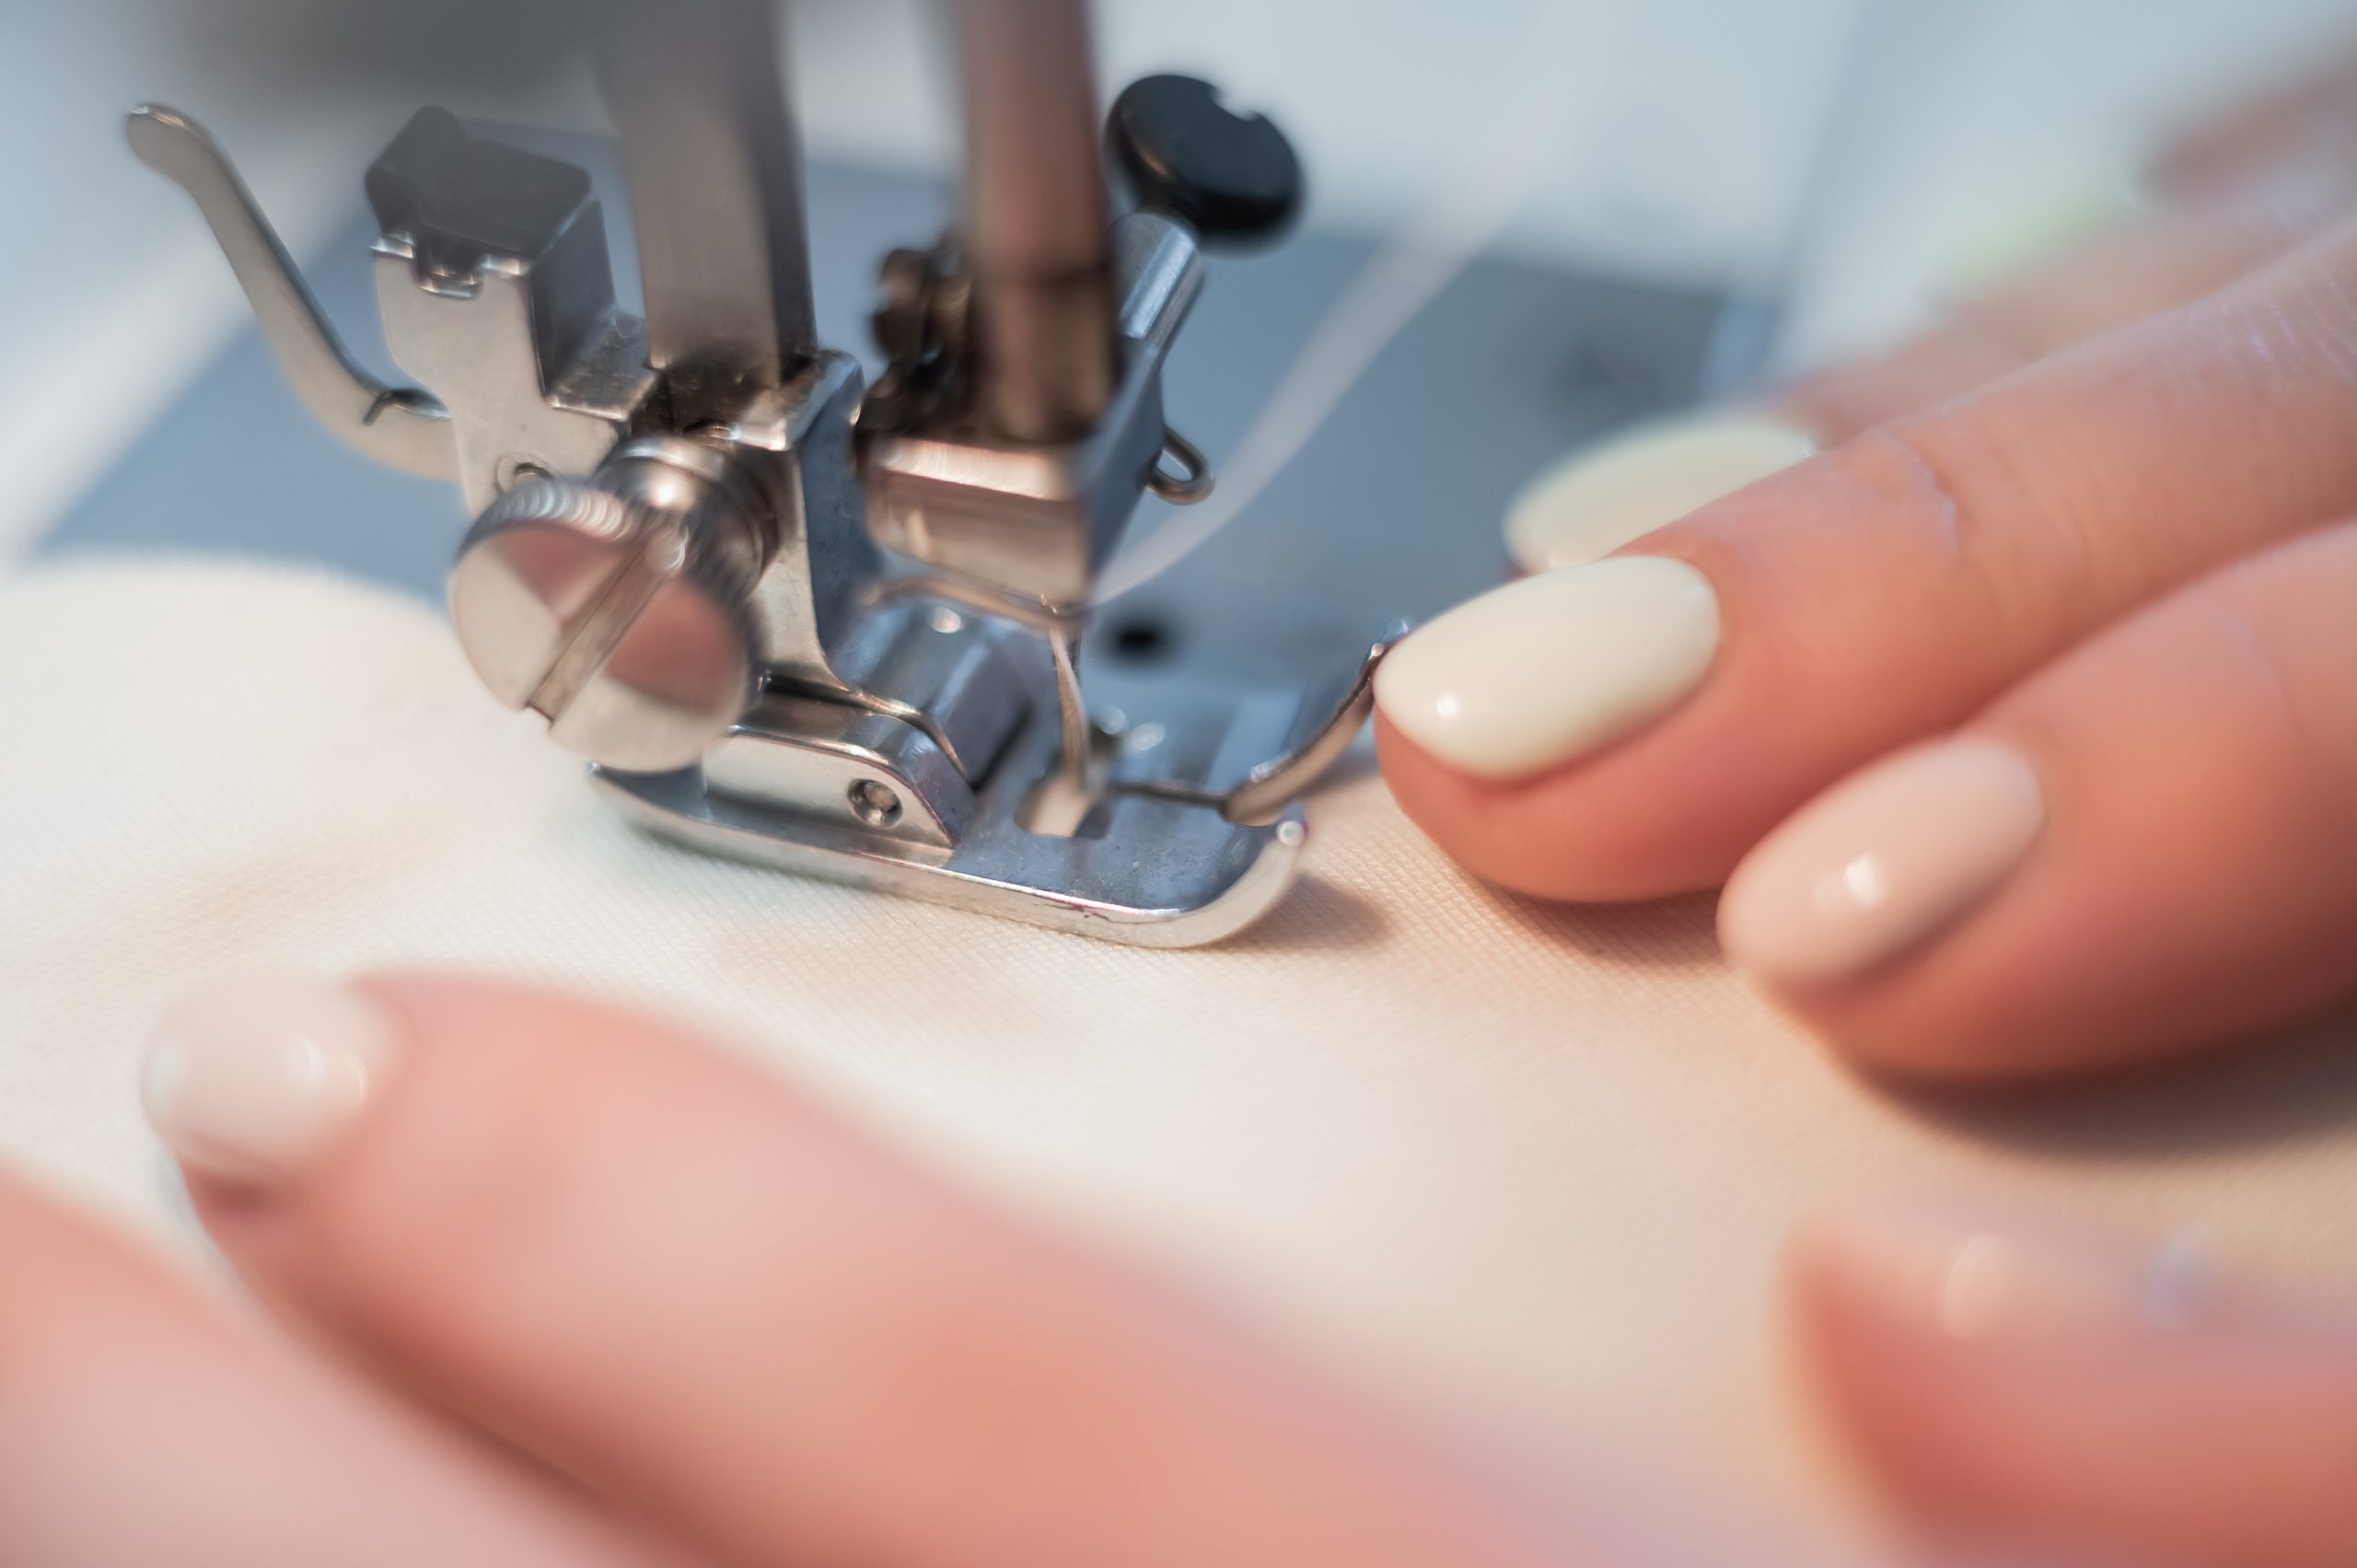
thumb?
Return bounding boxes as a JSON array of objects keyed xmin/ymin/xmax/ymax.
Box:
[{"xmin": 1793, "ymin": 1194, "xmax": 2357, "ymax": 1568}]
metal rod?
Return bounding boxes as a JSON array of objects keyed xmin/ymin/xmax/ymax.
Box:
[
  {"xmin": 593, "ymin": 0, "xmax": 819, "ymax": 426},
  {"xmin": 950, "ymin": 0, "xmax": 1118, "ymax": 442},
  {"xmin": 1045, "ymin": 614, "xmax": 1095, "ymax": 796}
]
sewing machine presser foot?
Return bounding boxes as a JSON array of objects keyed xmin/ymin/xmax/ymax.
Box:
[{"xmin": 133, "ymin": 0, "xmax": 1393, "ymax": 947}]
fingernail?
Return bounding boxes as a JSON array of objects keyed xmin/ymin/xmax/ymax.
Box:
[
  {"xmin": 1807, "ymin": 1198, "xmax": 2216, "ymax": 1345},
  {"xmin": 1375, "ymin": 557, "xmax": 1720, "ymax": 781},
  {"xmin": 143, "ymin": 971, "xmax": 402, "ymax": 1187},
  {"xmin": 1718, "ymin": 737, "xmax": 2045, "ymax": 984},
  {"xmin": 1504, "ymin": 414, "xmax": 1817, "ymax": 575}
]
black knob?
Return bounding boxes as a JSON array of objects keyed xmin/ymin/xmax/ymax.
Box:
[{"xmin": 1106, "ymin": 75, "xmax": 1305, "ymax": 249}]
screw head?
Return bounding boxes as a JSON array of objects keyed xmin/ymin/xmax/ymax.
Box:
[
  {"xmin": 446, "ymin": 452, "xmax": 764, "ymax": 773},
  {"xmin": 847, "ymin": 779, "xmax": 904, "ymax": 829},
  {"xmin": 493, "ymin": 452, "xmax": 554, "ymax": 494}
]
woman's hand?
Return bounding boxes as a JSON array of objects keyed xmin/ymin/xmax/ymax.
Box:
[
  {"xmin": 1794, "ymin": 1195, "xmax": 2357, "ymax": 1568},
  {"xmin": 6, "ymin": 971, "xmax": 2354, "ymax": 1566},
  {"xmin": 1374, "ymin": 79, "xmax": 2357, "ymax": 1080},
  {"xmin": 1, "ymin": 972, "xmax": 1666, "ymax": 1568}
]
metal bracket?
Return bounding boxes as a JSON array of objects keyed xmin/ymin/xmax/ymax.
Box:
[
  {"xmin": 593, "ymin": 624, "xmax": 1339, "ymax": 944},
  {"xmin": 366, "ymin": 108, "xmax": 656, "ymax": 513}
]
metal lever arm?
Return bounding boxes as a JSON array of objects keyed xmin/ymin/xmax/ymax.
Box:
[
  {"xmin": 1117, "ymin": 622, "xmax": 1409, "ymax": 825},
  {"xmin": 127, "ymin": 105, "xmax": 458, "ymax": 482},
  {"xmin": 1217, "ymin": 624, "xmax": 1406, "ymax": 823}
]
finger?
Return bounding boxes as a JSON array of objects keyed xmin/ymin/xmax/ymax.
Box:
[
  {"xmin": 0, "ymin": 1170, "xmax": 679, "ymax": 1568},
  {"xmin": 2152, "ymin": 49, "xmax": 2357, "ymax": 200},
  {"xmin": 1718, "ymin": 517, "xmax": 2357, "ymax": 1077},
  {"xmin": 1954, "ymin": 181, "xmax": 2352, "ymax": 372},
  {"xmin": 1378, "ymin": 219, "xmax": 2357, "ymax": 903},
  {"xmin": 1771, "ymin": 326, "xmax": 2033, "ymax": 451},
  {"xmin": 1515, "ymin": 121, "xmax": 2357, "ymax": 577},
  {"xmin": 1786, "ymin": 83, "xmax": 2357, "ymax": 447},
  {"xmin": 1524, "ymin": 195, "xmax": 2351, "ymax": 579},
  {"xmin": 1793, "ymin": 1194, "xmax": 2357, "ymax": 1568},
  {"xmin": 1780, "ymin": 186, "xmax": 2351, "ymax": 446},
  {"xmin": 143, "ymin": 971, "xmax": 1623, "ymax": 1568}
]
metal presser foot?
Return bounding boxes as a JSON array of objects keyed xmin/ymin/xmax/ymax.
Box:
[{"xmin": 130, "ymin": 0, "xmax": 1399, "ymax": 947}]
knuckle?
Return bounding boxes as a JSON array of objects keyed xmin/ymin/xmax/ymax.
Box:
[{"xmin": 1831, "ymin": 420, "xmax": 2075, "ymax": 650}]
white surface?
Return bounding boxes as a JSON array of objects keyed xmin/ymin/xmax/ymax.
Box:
[{"xmin": 7, "ymin": 557, "xmax": 2357, "ymax": 1542}]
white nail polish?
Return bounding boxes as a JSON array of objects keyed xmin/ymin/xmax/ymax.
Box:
[
  {"xmin": 143, "ymin": 971, "xmax": 402, "ymax": 1187},
  {"xmin": 1375, "ymin": 557, "xmax": 1720, "ymax": 781},
  {"xmin": 1814, "ymin": 1199, "xmax": 2217, "ymax": 1347},
  {"xmin": 1718, "ymin": 738, "xmax": 2045, "ymax": 985},
  {"xmin": 1504, "ymin": 414, "xmax": 1817, "ymax": 575}
]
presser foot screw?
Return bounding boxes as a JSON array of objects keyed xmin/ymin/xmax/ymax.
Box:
[
  {"xmin": 847, "ymin": 780, "xmax": 905, "ymax": 829},
  {"xmin": 447, "ymin": 439, "xmax": 769, "ymax": 774}
]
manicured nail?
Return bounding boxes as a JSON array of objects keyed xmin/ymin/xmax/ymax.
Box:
[
  {"xmin": 143, "ymin": 971, "xmax": 402, "ymax": 1187},
  {"xmin": 1504, "ymin": 414, "xmax": 1817, "ymax": 575},
  {"xmin": 1376, "ymin": 557, "xmax": 1720, "ymax": 781},
  {"xmin": 1718, "ymin": 738, "xmax": 2044, "ymax": 985},
  {"xmin": 1806, "ymin": 1198, "xmax": 2216, "ymax": 1345}
]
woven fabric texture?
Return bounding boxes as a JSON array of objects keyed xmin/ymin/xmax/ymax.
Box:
[{"xmin": 6, "ymin": 557, "xmax": 2356, "ymax": 1537}]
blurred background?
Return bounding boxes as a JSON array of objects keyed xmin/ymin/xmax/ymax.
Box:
[{"xmin": 7, "ymin": 0, "xmax": 2356, "ymax": 668}]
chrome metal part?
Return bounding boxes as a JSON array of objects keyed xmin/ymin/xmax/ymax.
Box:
[
  {"xmin": 127, "ymin": 106, "xmax": 458, "ymax": 482},
  {"xmin": 1117, "ymin": 623, "xmax": 1410, "ymax": 825},
  {"xmin": 1110, "ymin": 210, "xmax": 1207, "ymax": 352},
  {"xmin": 823, "ymin": 598, "xmax": 1029, "ymax": 784},
  {"xmin": 1147, "ymin": 427, "xmax": 1214, "ymax": 505},
  {"xmin": 596, "ymin": 681, "xmax": 1314, "ymax": 947},
  {"xmin": 366, "ymin": 109, "xmax": 657, "ymax": 513},
  {"xmin": 702, "ymin": 692, "xmax": 972, "ymax": 854},
  {"xmin": 951, "ymin": 0, "xmax": 1117, "ymax": 441},
  {"xmin": 1018, "ymin": 615, "xmax": 1099, "ymax": 836},
  {"xmin": 447, "ymin": 437, "xmax": 769, "ymax": 772},
  {"xmin": 1216, "ymin": 625, "xmax": 1404, "ymax": 823},
  {"xmin": 858, "ymin": 213, "xmax": 1207, "ymax": 609},
  {"xmin": 702, "ymin": 353, "xmax": 880, "ymax": 690},
  {"xmin": 136, "ymin": 7, "xmax": 1377, "ymax": 947},
  {"xmin": 592, "ymin": 0, "xmax": 819, "ymax": 425}
]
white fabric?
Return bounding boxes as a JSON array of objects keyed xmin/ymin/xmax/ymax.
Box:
[{"xmin": 6, "ymin": 557, "xmax": 2357, "ymax": 1541}]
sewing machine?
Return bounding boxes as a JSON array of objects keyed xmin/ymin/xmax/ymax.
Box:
[{"xmin": 99, "ymin": 0, "xmax": 1754, "ymax": 945}]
